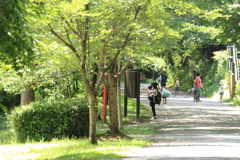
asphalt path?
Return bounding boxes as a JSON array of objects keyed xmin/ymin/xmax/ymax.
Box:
[{"xmin": 113, "ymin": 84, "xmax": 240, "ymax": 160}]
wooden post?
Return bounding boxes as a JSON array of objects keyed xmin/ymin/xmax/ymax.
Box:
[{"xmin": 102, "ymin": 75, "xmax": 108, "ymax": 123}]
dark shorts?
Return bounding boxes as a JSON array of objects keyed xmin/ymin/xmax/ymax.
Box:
[{"xmin": 175, "ymin": 86, "xmax": 179, "ymax": 90}]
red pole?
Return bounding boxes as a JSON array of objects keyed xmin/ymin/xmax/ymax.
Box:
[{"xmin": 102, "ymin": 75, "xmax": 108, "ymax": 122}]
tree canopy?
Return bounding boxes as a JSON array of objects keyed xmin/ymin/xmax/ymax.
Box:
[{"xmin": 0, "ymin": 0, "xmax": 35, "ymax": 69}]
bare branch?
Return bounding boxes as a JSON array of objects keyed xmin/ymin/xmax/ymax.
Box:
[
  {"xmin": 64, "ymin": 26, "xmax": 73, "ymax": 46},
  {"xmin": 75, "ymin": 19, "xmax": 84, "ymax": 41},
  {"xmin": 65, "ymin": 20, "xmax": 83, "ymax": 41},
  {"xmin": 48, "ymin": 24, "xmax": 82, "ymax": 64},
  {"xmin": 118, "ymin": 59, "xmax": 132, "ymax": 78},
  {"xmin": 48, "ymin": 24, "xmax": 77, "ymax": 53}
]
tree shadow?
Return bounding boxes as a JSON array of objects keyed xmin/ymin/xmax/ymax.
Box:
[{"xmin": 53, "ymin": 152, "xmax": 124, "ymax": 160}]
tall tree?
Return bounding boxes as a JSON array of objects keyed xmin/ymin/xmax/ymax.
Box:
[{"xmin": 32, "ymin": 0, "xmax": 148, "ymax": 144}]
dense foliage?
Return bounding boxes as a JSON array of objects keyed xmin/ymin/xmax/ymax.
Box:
[
  {"xmin": 0, "ymin": 90, "xmax": 20, "ymax": 113},
  {"xmin": 234, "ymin": 81, "xmax": 240, "ymax": 106},
  {"xmin": 0, "ymin": 0, "xmax": 34, "ymax": 69},
  {"xmin": 8, "ymin": 99, "xmax": 89, "ymax": 143}
]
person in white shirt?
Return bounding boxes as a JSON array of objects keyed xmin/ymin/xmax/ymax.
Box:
[{"xmin": 219, "ymin": 80, "xmax": 225, "ymax": 103}]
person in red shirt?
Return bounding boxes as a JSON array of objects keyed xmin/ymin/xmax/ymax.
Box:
[{"xmin": 195, "ymin": 72, "xmax": 204, "ymax": 102}]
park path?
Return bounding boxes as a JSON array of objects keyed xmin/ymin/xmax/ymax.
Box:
[{"xmin": 118, "ymin": 84, "xmax": 240, "ymax": 160}]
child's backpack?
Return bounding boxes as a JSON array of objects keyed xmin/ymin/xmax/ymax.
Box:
[{"xmin": 155, "ymin": 89, "xmax": 162, "ymax": 105}]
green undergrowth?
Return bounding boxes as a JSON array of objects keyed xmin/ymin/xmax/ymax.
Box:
[
  {"xmin": 97, "ymin": 95, "xmax": 154, "ymax": 135},
  {"xmin": 0, "ymin": 96, "xmax": 153, "ymax": 159}
]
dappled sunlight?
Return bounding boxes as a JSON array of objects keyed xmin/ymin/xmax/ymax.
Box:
[
  {"xmin": 0, "ymin": 143, "xmax": 62, "ymax": 160},
  {"xmin": 127, "ymin": 94, "xmax": 240, "ymax": 159},
  {"xmin": 160, "ymin": 127, "xmax": 240, "ymax": 131},
  {"xmin": 94, "ymin": 146, "xmax": 140, "ymax": 155},
  {"xmin": 129, "ymin": 145, "xmax": 240, "ymax": 158},
  {"xmin": 10, "ymin": 154, "xmax": 40, "ymax": 160}
]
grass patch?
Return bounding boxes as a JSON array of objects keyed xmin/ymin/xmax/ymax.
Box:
[
  {"xmin": 121, "ymin": 96, "xmax": 152, "ymax": 122},
  {"xmin": 0, "ymin": 114, "xmax": 7, "ymax": 131},
  {"xmin": 0, "ymin": 94, "xmax": 153, "ymax": 159},
  {"xmin": 1, "ymin": 138, "xmax": 151, "ymax": 160},
  {"xmin": 96, "ymin": 95, "xmax": 153, "ymax": 135},
  {"xmin": 0, "ymin": 114, "xmax": 14, "ymax": 145},
  {"xmin": 223, "ymin": 98, "xmax": 233, "ymax": 102},
  {"xmin": 0, "ymin": 130, "xmax": 14, "ymax": 145},
  {"xmin": 233, "ymin": 98, "xmax": 240, "ymax": 107},
  {"xmin": 123, "ymin": 125, "xmax": 155, "ymax": 135}
]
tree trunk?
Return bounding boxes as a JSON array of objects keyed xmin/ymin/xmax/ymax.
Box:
[
  {"xmin": 20, "ymin": 89, "xmax": 34, "ymax": 106},
  {"xmin": 86, "ymin": 88, "xmax": 98, "ymax": 144},
  {"xmin": 107, "ymin": 68, "xmax": 119, "ymax": 133}
]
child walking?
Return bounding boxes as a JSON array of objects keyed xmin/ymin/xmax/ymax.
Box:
[
  {"xmin": 174, "ymin": 77, "xmax": 180, "ymax": 96},
  {"xmin": 161, "ymin": 85, "xmax": 168, "ymax": 104},
  {"xmin": 219, "ymin": 80, "xmax": 225, "ymax": 103}
]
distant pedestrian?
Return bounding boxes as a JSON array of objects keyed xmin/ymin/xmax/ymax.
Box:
[
  {"xmin": 174, "ymin": 77, "xmax": 180, "ymax": 96},
  {"xmin": 219, "ymin": 80, "xmax": 225, "ymax": 103},
  {"xmin": 148, "ymin": 82, "xmax": 159, "ymax": 119},
  {"xmin": 195, "ymin": 72, "xmax": 204, "ymax": 102},
  {"xmin": 159, "ymin": 71, "xmax": 167, "ymax": 87}
]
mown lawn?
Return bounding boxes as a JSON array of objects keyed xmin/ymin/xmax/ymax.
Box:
[{"xmin": 0, "ymin": 97, "xmax": 154, "ymax": 160}]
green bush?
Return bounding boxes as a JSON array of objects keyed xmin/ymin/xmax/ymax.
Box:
[
  {"xmin": 233, "ymin": 81, "xmax": 240, "ymax": 106},
  {"xmin": 8, "ymin": 99, "xmax": 89, "ymax": 143},
  {"xmin": 234, "ymin": 81, "xmax": 240, "ymax": 99},
  {"xmin": 0, "ymin": 104, "xmax": 7, "ymax": 114}
]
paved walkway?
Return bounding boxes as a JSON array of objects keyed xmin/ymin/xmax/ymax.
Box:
[{"xmin": 119, "ymin": 87, "xmax": 240, "ymax": 160}]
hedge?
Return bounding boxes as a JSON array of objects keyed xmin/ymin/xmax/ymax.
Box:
[{"xmin": 8, "ymin": 99, "xmax": 89, "ymax": 143}]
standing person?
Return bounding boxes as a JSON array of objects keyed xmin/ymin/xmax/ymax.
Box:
[
  {"xmin": 147, "ymin": 85, "xmax": 153, "ymax": 100},
  {"xmin": 147, "ymin": 85, "xmax": 155, "ymax": 103},
  {"xmin": 219, "ymin": 80, "xmax": 225, "ymax": 103},
  {"xmin": 161, "ymin": 85, "xmax": 168, "ymax": 104},
  {"xmin": 195, "ymin": 72, "xmax": 204, "ymax": 102},
  {"xmin": 159, "ymin": 71, "xmax": 167, "ymax": 87},
  {"xmin": 149, "ymin": 82, "xmax": 159, "ymax": 119},
  {"xmin": 174, "ymin": 77, "xmax": 180, "ymax": 96}
]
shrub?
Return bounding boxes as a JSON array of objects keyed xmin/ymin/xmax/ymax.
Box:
[
  {"xmin": 234, "ymin": 81, "xmax": 240, "ymax": 99},
  {"xmin": 8, "ymin": 99, "xmax": 89, "ymax": 143},
  {"xmin": 233, "ymin": 81, "xmax": 240, "ymax": 107},
  {"xmin": 0, "ymin": 104, "xmax": 7, "ymax": 114}
]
